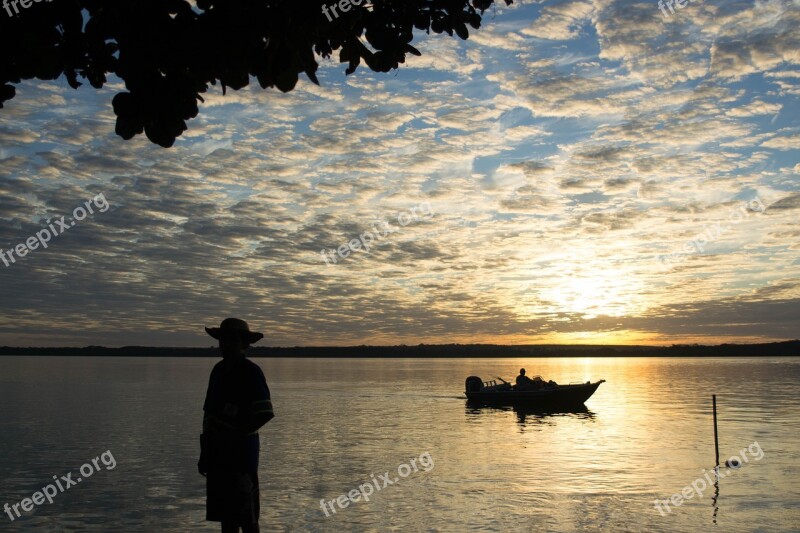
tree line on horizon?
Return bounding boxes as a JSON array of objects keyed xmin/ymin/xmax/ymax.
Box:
[{"xmin": 0, "ymin": 340, "xmax": 797, "ymax": 357}]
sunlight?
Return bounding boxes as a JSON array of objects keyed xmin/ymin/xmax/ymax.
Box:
[
  {"xmin": 539, "ymin": 270, "xmax": 637, "ymax": 318},
  {"xmin": 548, "ymin": 330, "xmax": 653, "ymax": 345},
  {"xmin": 520, "ymin": 244, "xmax": 647, "ymax": 319}
]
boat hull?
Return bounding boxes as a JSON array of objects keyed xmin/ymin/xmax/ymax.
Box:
[{"xmin": 465, "ymin": 380, "xmax": 604, "ymax": 407}]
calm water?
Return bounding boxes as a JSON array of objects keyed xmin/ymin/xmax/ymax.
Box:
[{"xmin": 0, "ymin": 356, "xmax": 798, "ymax": 532}]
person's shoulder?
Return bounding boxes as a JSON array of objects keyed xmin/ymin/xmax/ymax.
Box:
[{"xmin": 242, "ymin": 357, "xmax": 266, "ymax": 377}]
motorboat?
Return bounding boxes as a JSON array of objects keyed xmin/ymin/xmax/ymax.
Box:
[{"xmin": 465, "ymin": 375, "xmax": 604, "ymax": 407}]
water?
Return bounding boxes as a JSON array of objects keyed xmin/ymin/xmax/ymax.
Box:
[{"xmin": 0, "ymin": 356, "xmax": 798, "ymax": 532}]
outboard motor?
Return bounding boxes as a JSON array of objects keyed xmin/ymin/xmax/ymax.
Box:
[{"xmin": 465, "ymin": 376, "xmax": 483, "ymax": 393}]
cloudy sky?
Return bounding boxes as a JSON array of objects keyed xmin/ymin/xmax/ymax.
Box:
[{"xmin": 1, "ymin": 0, "xmax": 798, "ymax": 347}]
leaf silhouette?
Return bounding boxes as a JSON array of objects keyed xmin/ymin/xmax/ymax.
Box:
[{"xmin": 0, "ymin": 0, "xmax": 514, "ymax": 147}]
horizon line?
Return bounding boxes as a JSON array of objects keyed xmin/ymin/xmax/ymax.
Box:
[{"xmin": 1, "ymin": 339, "xmax": 797, "ymax": 350}]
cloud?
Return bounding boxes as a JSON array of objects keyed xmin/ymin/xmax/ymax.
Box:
[
  {"xmin": 761, "ymin": 133, "xmax": 800, "ymax": 149},
  {"xmin": 521, "ymin": 0, "xmax": 595, "ymax": 40},
  {"xmin": 0, "ymin": 0, "xmax": 798, "ymax": 346},
  {"xmin": 725, "ymin": 99, "xmax": 783, "ymax": 117}
]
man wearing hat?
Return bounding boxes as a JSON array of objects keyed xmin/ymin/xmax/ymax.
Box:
[{"xmin": 199, "ymin": 318, "xmax": 274, "ymax": 533}]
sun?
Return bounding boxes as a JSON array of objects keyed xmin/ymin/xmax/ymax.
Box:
[
  {"xmin": 525, "ymin": 248, "xmax": 647, "ymax": 319},
  {"xmin": 539, "ymin": 272, "xmax": 635, "ymax": 318}
]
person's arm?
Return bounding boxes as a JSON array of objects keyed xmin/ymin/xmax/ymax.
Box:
[
  {"xmin": 241, "ymin": 366, "xmax": 274, "ymax": 434},
  {"xmin": 242, "ymin": 406, "xmax": 274, "ymax": 434},
  {"xmin": 198, "ymin": 369, "xmax": 216, "ymax": 477}
]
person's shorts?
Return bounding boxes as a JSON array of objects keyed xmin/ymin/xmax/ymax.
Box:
[{"xmin": 206, "ymin": 470, "xmax": 260, "ymax": 524}]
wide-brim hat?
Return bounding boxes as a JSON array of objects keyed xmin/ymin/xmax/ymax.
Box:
[{"xmin": 205, "ymin": 318, "xmax": 264, "ymax": 344}]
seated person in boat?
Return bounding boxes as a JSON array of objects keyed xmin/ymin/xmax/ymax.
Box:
[{"xmin": 515, "ymin": 368, "xmax": 545, "ymax": 390}]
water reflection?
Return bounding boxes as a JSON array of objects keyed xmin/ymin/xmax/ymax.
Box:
[
  {"xmin": 465, "ymin": 401, "xmax": 596, "ymax": 425},
  {"xmin": 712, "ymin": 466, "xmax": 720, "ymax": 525},
  {"xmin": 1, "ymin": 356, "xmax": 798, "ymax": 532}
]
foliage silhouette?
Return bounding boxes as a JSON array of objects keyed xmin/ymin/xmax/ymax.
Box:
[
  {"xmin": 2, "ymin": 340, "xmax": 799, "ymax": 357},
  {"xmin": 0, "ymin": 0, "xmax": 513, "ymax": 147}
]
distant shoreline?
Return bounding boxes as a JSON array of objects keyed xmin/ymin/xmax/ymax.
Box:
[{"xmin": 0, "ymin": 340, "xmax": 797, "ymax": 357}]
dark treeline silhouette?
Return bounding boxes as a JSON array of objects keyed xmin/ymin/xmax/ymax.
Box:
[
  {"xmin": 0, "ymin": 340, "xmax": 797, "ymax": 357},
  {"xmin": 0, "ymin": 0, "xmax": 513, "ymax": 147}
]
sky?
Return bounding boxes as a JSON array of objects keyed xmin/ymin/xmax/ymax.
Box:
[{"xmin": 0, "ymin": 0, "xmax": 798, "ymax": 347}]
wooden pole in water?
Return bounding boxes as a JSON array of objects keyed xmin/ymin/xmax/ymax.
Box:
[{"xmin": 713, "ymin": 394, "xmax": 720, "ymax": 467}]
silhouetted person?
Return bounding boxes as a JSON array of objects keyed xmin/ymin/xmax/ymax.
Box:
[
  {"xmin": 516, "ymin": 368, "xmax": 545, "ymax": 390},
  {"xmin": 516, "ymin": 368, "xmax": 533, "ymax": 387},
  {"xmin": 198, "ymin": 318, "xmax": 274, "ymax": 533}
]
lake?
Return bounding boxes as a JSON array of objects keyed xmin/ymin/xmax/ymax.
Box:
[{"xmin": 0, "ymin": 356, "xmax": 798, "ymax": 532}]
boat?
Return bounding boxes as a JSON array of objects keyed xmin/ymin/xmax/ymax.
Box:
[{"xmin": 464, "ymin": 375, "xmax": 605, "ymax": 407}]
